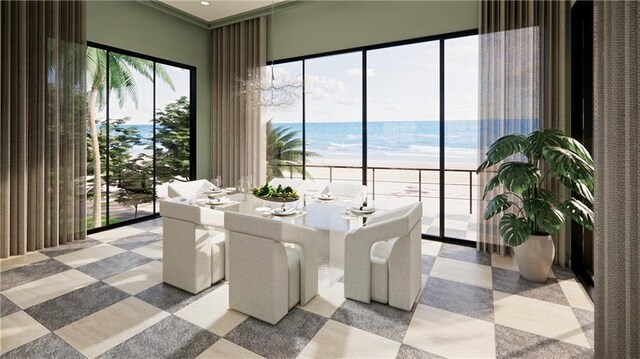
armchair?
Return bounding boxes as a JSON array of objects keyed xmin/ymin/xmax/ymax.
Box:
[
  {"xmin": 225, "ymin": 212, "xmax": 318, "ymax": 324},
  {"xmin": 167, "ymin": 179, "xmax": 214, "ymax": 198},
  {"xmin": 321, "ymin": 182, "xmax": 367, "ymax": 204},
  {"xmin": 344, "ymin": 202, "xmax": 422, "ymax": 311}
]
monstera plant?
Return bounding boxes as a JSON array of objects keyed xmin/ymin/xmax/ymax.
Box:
[{"xmin": 477, "ymin": 129, "xmax": 594, "ymax": 282}]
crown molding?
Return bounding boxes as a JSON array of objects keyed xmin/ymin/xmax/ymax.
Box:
[
  {"xmin": 136, "ymin": 0, "xmax": 309, "ymax": 30},
  {"xmin": 137, "ymin": 0, "xmax": 211, "ymax": 28}
]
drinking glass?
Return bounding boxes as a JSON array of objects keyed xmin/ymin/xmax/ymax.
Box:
[{"xmin": 211, "ymin": 176, "xmax": 221, "ymax": 188}]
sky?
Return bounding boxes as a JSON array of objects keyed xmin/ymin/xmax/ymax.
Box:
[
  {"xmin": 95, "ymin": 60, "xmax": 190, "ymax": 126},
  {"xmin": 267, "ymin": 34, "xmax": 479, "ymax": 124}
]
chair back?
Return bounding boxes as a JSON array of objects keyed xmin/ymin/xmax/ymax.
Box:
[
  {"xmin": 159, "ymin": 198, "xmax": 224, "ymax": 227},
  {"xmin": 365, "ymin": 202, "xmax": 423, "ymax": 234},
  {"xmin": 322, "ymin": 182, "xmax": 367, "ymax": 204},
  {"xmin": 167, "ymin": 179, "xmax": 213, "ymax": 198}
]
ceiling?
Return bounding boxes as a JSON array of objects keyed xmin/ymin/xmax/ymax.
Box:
[{"xmin": 159, "ymin": 0, "xmax": 285, "ymax": 23}]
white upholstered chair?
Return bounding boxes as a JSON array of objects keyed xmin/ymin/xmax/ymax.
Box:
[
  {"xmin": 344, "ymin": 202, "xmax": 422, "ymax": 311},
  {"xmin": 225, "ymin": 212, "xmax": 318, "ymax": 324},
  {"xmin": 167, "ymin": 179, "xmax": 214, "ymax": 198},
  {"xmin": 159, "ymin": 198, "xmax": 225, "ymax": 294},
  {"xmin": 321, "ymin": 182, "xmax": 367, "ymax": 204}
]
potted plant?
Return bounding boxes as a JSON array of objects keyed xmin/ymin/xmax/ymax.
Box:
[{"xmin": 477, "ymin": 129, "xmax": 594, "ymax": 282}]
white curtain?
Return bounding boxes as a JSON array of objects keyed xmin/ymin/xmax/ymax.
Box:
[
  {"xmin": 593, "ymin": 1, "xmax": 639, "ymax": 357},
  {"xmin": 477, "ymin": 0, "xmax": 568, "ymax": 264}
]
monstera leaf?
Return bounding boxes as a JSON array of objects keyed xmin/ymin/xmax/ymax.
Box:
[
  {"xmin": 497, "ymin": 162, "xmax": 541, "ymax": 193},
  {"xmin": 483, "ymin": 194, "xmax": 512, "ymax": 220},
  {"xmin": 485, "ymin": 134, "xmax": 528, "ymax": 165},
  {"xmin": 499, "ymin": 214, "xmax": 531, "ymax": 246},
  {"xmin": 558, "ymin": 198, "xmax": 594, "ymax": 231},
  {"xmin": 482, "ymin": 175, "xmax": 502, "ymax": 200},
  {"xmin": 527, "ymin": 130, "xmax": 565, "ymax": 160},
  {"xmin": 523, "ymin": 198, "xmax": 564, "ymax": 234},
  {"xmin": 543, "ymin": 146, "xmax": 594, "ymax": 185},
  {"xmin": 557, "ymin": 176, "xmax": 594, "ymax": 204}
]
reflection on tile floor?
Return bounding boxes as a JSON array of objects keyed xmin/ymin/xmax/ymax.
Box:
[{"xmin": 0, "ymin": 218, "xmax": 594, "ymax": 358}]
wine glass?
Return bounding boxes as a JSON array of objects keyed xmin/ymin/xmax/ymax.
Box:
[{"xmin": 211, "ymin": 176, "xmax": 221, "ymax": 189}]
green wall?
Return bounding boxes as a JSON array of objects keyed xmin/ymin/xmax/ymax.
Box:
[
  {"xmin": 87, "ymin": 0, "xmax": 211, "ymax": 179},
  {"xmin": 270, "ymin": 1, "xmax": 478, "ymax": 60}
]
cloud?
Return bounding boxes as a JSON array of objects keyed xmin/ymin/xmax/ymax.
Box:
[{"xmin": 347, "ymin": 68, "xmax": 377, "ymax": 77}]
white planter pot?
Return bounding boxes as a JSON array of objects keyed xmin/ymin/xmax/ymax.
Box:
[{"xmin": 513, "ymin": 234, "xmax": 555, "ymax": 282}]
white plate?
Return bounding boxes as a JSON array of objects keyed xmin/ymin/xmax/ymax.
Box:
[
  {"xmin": 317, "ymin": 193, "xmax": 335, "ymax": 201},
  {"xmin": 270, "ymin": 207, "xmax": 297, "ymax": 216},
  {"xmin": 348, "ymin": 206, "xmax": 375, "ymax": 215},
  {"xmin": 209, "ymin": 197, "xmax": 231, "ymax": 205},
  {"xmin": 205, "ymin": 188, "xmax": 225, "ymax": 195}
]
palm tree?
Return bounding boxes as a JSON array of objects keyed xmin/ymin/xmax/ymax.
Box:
[
  {"xmin": 266, "ymin": 119, "xmax": 318, "ymax": 180},
  {"xmin": 86, "ymin": 48, "xmax": 174, "ymax": 228}
]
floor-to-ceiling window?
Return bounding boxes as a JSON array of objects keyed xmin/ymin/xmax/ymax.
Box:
[
  {"xmin": 86, "ymin": 43, "xmax": 195, "ymax": 231},
  {"xmin": 265, "ymin": 30, "xmax": 478, "ymax": 243}
]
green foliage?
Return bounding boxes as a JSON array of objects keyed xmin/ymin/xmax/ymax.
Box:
[
  {"xmin": 477, "ymin": 129, "xmax": 594, "ymax": 246},
  {"xmin": 112, "ymin": 158, "xmax": 154, "ymax": 218},
  {"xmin": 266, "ymin": 120, "xmax": 318, "ymax": 180},
  {"xmin": 153, "ymin": 97, "xmax": 191, "ymax": 183},
  {"xmin": 252, "ymin": 183, "xmax": 299, "ymax": 200}
]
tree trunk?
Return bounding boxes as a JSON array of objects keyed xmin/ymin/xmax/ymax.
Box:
[{"xmin": 88, "ymin": 88, "xmax": 102, "ymax": 228}]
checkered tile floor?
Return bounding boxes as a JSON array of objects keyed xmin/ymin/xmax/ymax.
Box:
[{"xmin": 0, "ymin": 218, "xmax": 594, "ymax": 358}]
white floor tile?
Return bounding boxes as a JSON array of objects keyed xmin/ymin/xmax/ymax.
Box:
[
  {"xmin": 421, "ymin": 240, "xmax": 442, "ymax": 257},
  {"xmin": 493, "ymin": 290, "xmax": 590, "ymax": 348},
  {"xmin": 196, "ymin": 339, "xmax": 263, "ymax": 359},
  {"xmin": 403, "ymin": 304, "xmax": 496, "ymax": 358},
  {"xmin": 88, "ymin": 226, "xmax": 146, "ymax": 242},
  {"xmin": 491, "ymin": 253, "xmax": 519, "ymax": 272},
  {"xmin": 175, "ymin": 284, "xmax": 247, "ymax": 337},
  {"xmin": 2, "ymin": 270, "xmax": 98, "ymax": 309},
  {"xmin": 53, "ymin": 243, "xmax": 126, "ymax": 268},
  {"xmin": 0, "ymin": 311, "xmax": 50, "ymax": 355},
  {"xmin": 0, "ymin": 252, "xmax": 50, "ymax": 273},
  {"xmin": 429, "ymin": 257, "xmax": 493, "ymax": 289},
  {"xmin": 102, "ymin": 261, "xmax": 163, "ymax": 295},
  {"xmin": 558, "ymin": 280, "xmax": 594, "ymax": 312},
  {"xmin": 55, "ymin": 297, "xmax": 169, "ymax": 358},
  {"xmin": 297, "ymin": 320, "xmax": 400, "ymax": 359},
  {"xmin": 298, "ymin": 282, "xmax": 345, "ymax": 318},
  {"xmin": 131, "ymin": 241, "xmax": 163, "ymax": 260}
]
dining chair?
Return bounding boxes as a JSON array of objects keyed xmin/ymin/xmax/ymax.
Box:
[
  {"xmin": 225, "ymin": 211, "xmax": 318, "ymax": 324},
  {"xmin": 343, "ymin": 202, "xmax": 422, "ymax": 311},
  {"xmin": 159, "ymin": 198, "xmax": 226, "ymax": 294},
  {"xmin": 167, "ymin": 179, "xmax": 214, "ymax": 198},
  {"xmin": 321, "ymin": 182, "xmax": 367, "ymax": 204}
]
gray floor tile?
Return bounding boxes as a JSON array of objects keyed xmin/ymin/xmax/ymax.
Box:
[
  {"xmin": 97, "ymin": 316, "xmax": 218, "ymax": 359},
  {"xmin": 419, "ymin": 276, "xmax": 494, "ymax": 321},
  {"xmin": 426, "ymin": 227, "xmax": 440, "ymax": 237},
  {"xmin": 331, "ymin": 299, "xmax": 415, "ymax": 342},
  {"xmin": 422, "ymin": 255, "xmax": 436, "ymax": 276},
  {"xmin": 495, "ymin": 324, "xmax": 593, "ymax": 359},
  {"xmin": 573, "ymin": 308, "xmax": 595, "ymax": 348},
  {"xmin": 129, "ymin": 218, "xmax": 163, "ymax": 230},
  {"xmin": 110, "ymin": 232, "xmax": 162, "ymax": 251},
  {"xmin": 492, "ymin": 267, "xmax": 570, "ymax": 306},
  {"xmin": 1, "ymin": 333, "xmax": 85, "ymax": 359},
  {"xmin": 135, "ymin": 282, "xmax": 222, "ymax": 313},
  {"xmin": 397, "ymin": 344, "xmax": 445, "ymax": 359},
  {"xmin": 0, "ymin": 294, "xmax": 21, "ymax": 317},
  {"xmin": 0, "ymin": 258, "xmax": 70, "ymax": 291},
  {"xmin": 39, "ymin": 239, "xmax": 101, "ymax": 258},
  {"xmin": 25, "ymin": 281, "xmax": 129, "ymax": 331},
  {"xmin": 76, "ymin": 251, "xmax": 154, "ymax": 280},
  {"xmin": 438, "ymin": 243, "xmax": 491, "ymax": 266},
  {"xmin": 225, "ymin": 307, "xmax": 327, "ymax": 359},
  {"xmin": 552, "ymin": 265, "xmax": 578, "ymax": 281}
]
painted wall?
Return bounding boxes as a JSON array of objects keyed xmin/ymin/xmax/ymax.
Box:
[
  {"xmin": 87, "ymin": 1, "xmax": 211, "ymax": 179},
  {"xmin": 270, "ymin": 0, "xmax": 478, "ymax": 60}
]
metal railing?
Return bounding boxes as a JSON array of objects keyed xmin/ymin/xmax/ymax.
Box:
[{"xmin": 271, "ymin": 164, "xmax": 477, "ymax": 214}]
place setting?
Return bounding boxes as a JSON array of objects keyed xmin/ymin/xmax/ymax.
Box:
[{"xmin": 252, "ymin": 182, "xmax": 303, "ymax": 218}]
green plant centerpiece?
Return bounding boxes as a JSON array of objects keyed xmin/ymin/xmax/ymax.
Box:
[
  {"xmin": 252, "ymin": 183, "xmax": 299, "ymax": 203},
  {"xmin": 477, "ymin": 129, "xmax": 594, "ymax": 282}
]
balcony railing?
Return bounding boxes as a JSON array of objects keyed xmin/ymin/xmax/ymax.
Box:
[{"xmin": 270, "ymin": 164, "xmax": 477, "ymax": 214}]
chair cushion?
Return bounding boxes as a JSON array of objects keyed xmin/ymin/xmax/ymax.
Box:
[
  {"xmin": 370, "ymin": 241, "xmax": 391, "ymax": 303},
  {"xmin": 285, "ymin": 246, "xmax": 301, "ymax": 309},
  {"xmin": 210, "ymin": 232, "xmax": 225, "ymax": 284}
]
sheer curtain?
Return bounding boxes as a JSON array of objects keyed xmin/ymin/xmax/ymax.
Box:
[
  {"xmin": 593, "ymin": 1, "xmax": 639, "ymax": 357},
  {"xmin": 211, "ymin": 17, "xmax": 267, "ymax": 188},
  {"xmin": 477, "ymin": 0, "xmax": 568, "ymax": 264},
  {"xmin": 0, "ymin": 0, "xmax": 87, "ymax": 258}
]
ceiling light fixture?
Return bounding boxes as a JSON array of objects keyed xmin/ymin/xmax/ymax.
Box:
[{"xmin": 200, "ymin": 1, "xmax": 210, "ymax": 6}]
